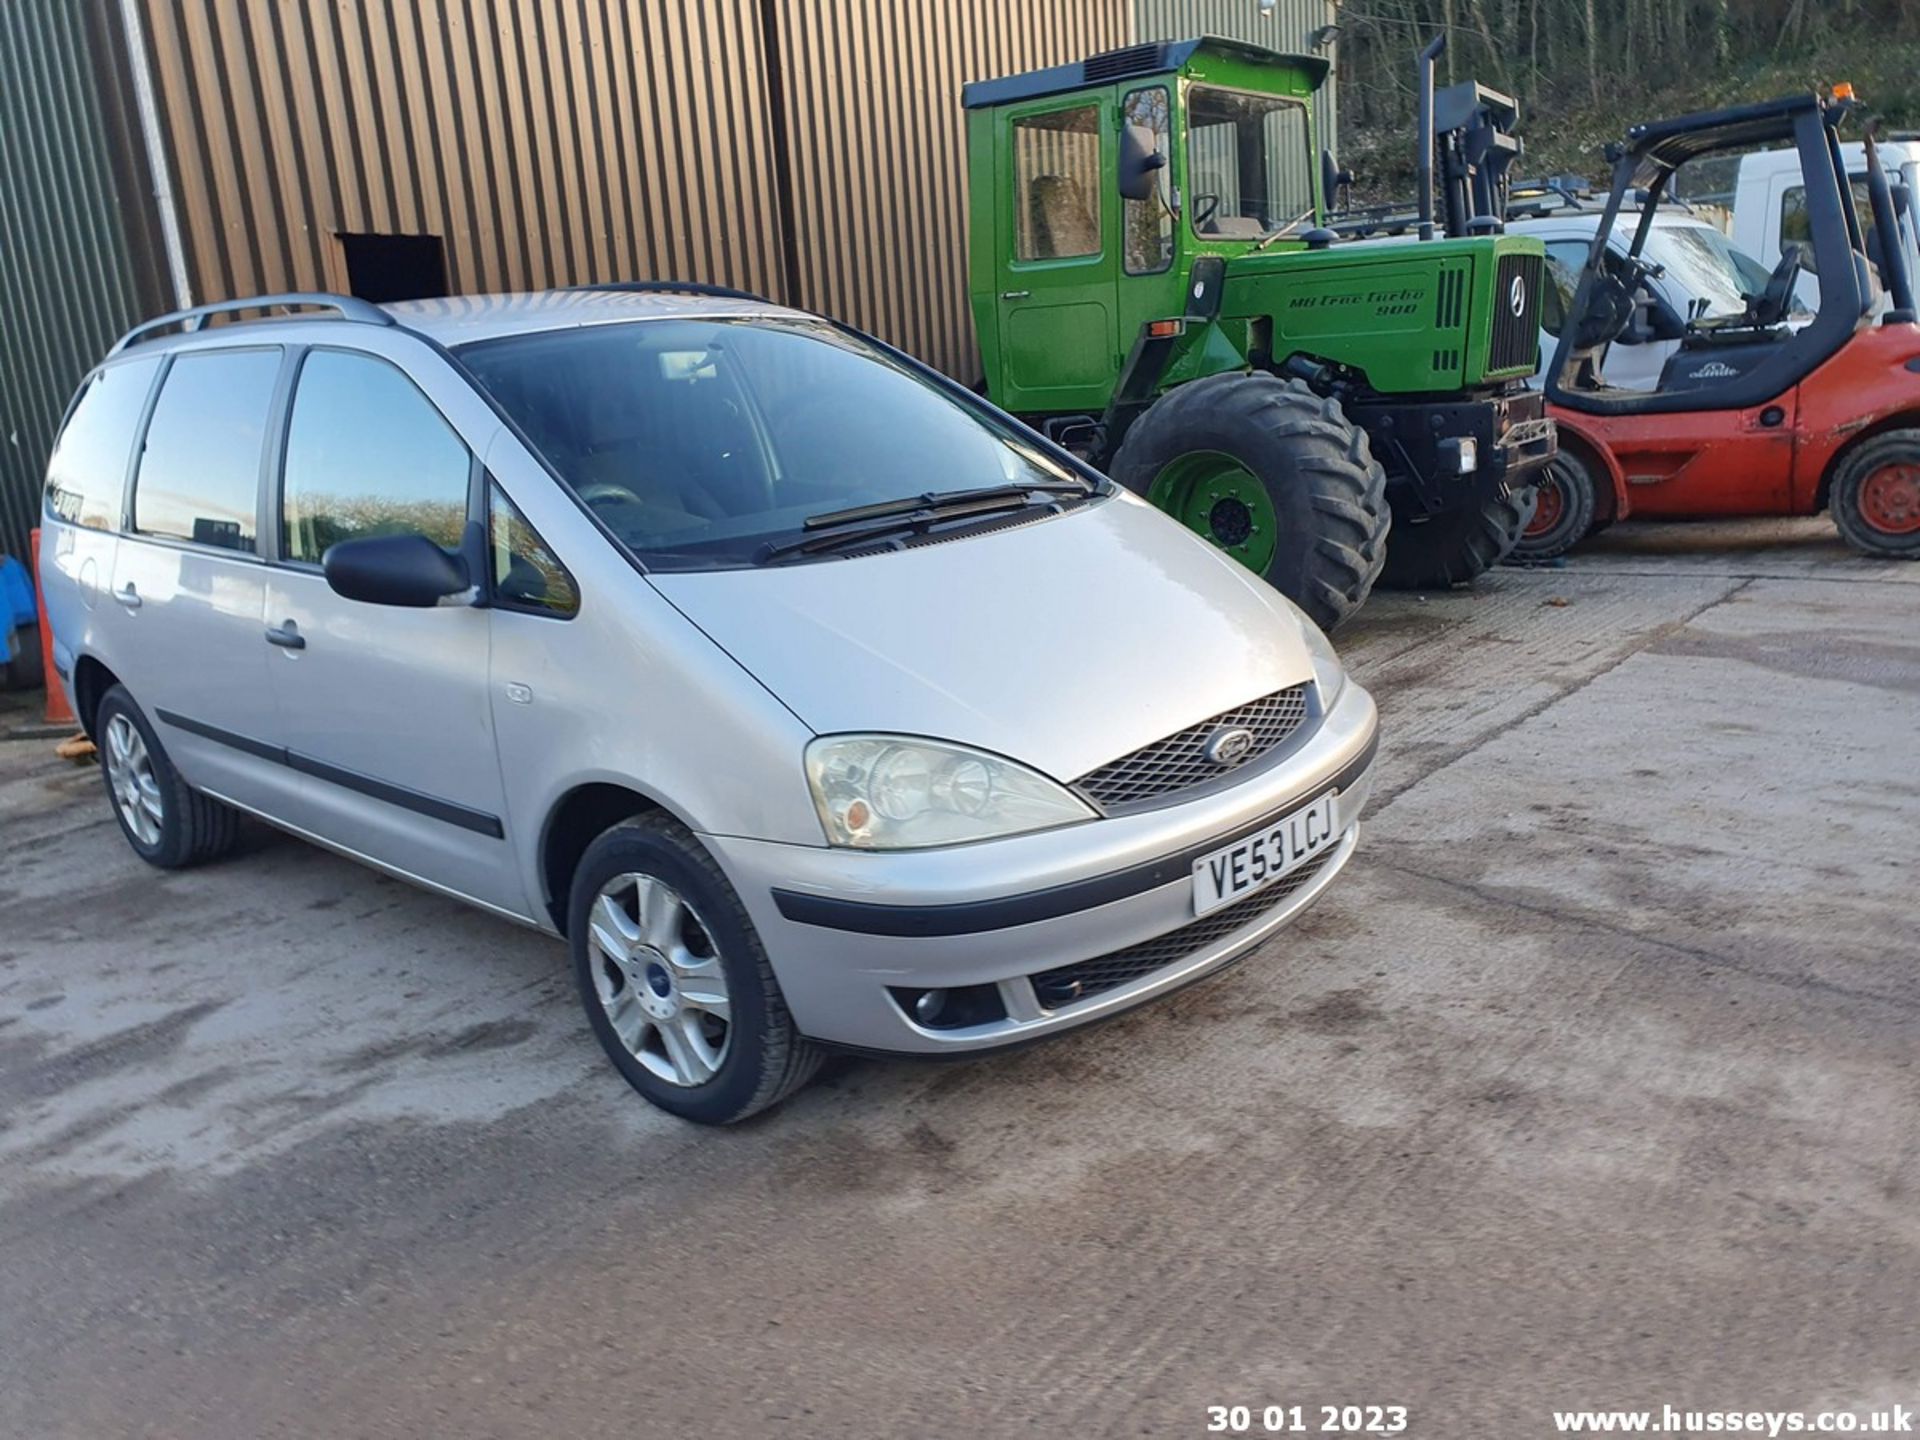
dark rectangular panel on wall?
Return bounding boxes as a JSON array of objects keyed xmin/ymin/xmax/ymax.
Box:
[{"xmin": 0, "ymin": 0, "xmax": 170, "ymax": 566}]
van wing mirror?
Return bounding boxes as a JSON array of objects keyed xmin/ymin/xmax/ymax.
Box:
[
  {"xmin": 1119, "ymin": 123, "xmax": 1167, "ymax": 203},
  {"xmin": 322, "ymin": 534, "xmax": 472, "ymax": 608}
]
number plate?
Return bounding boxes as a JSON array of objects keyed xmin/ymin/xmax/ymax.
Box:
[{"xmin": 1191, "ymin": 792, "xmax": 1338, "ymax": 916}]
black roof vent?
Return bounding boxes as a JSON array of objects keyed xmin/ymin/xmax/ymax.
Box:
[{"xmin": 1083, "ymin": 42, "xmax": 1163, "ymax": 84}]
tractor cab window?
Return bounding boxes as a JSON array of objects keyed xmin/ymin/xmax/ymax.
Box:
[
  {"xmin": 1122, "ymin": 86, "xmax": 1172, "ymax": 274},
  {"xmin": 1187, "ymin": 87, "xmax": 1314, "ymax": 240},
  {"xmin": 1013, "ymin": 105, "xmax": 1102, "ymax": 261}
]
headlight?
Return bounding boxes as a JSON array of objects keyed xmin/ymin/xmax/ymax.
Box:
[
  {"xmin": 805, "ymin": 735, "xmax": 1096, "ymax": 849},
  {"xmin": 1293, "ymin": 608, "xmax": 1349, "ymax": 710}
]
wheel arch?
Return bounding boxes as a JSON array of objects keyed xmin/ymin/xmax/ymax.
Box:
[
  {"xmin": 1547, "ymin": 414, "xmax": 1629, "ymax": 527},
  {"xmin": 1814, "ymin": 410, "xmax": 1920, "ymax": 514},
  {"xmin": 69, "ymin": 654, "xmax": 122, "ymax": 740},
  {"xmin": 539, "ymin": 782, "xmax": 674, "ymax": 935}
]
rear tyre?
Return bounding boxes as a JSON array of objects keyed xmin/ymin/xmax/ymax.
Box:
[
  {"xmin": 96, "ymin": 685, "xmax": 240, "ymax": 869},
  {"xmin": 1829, "ymin": 430, "xmax": 1920, "ymax": 559},
  {"xmin": 0, "ymin": 623, "xmax": 43, "ymax": 691},
  {"xmin": 1110, "ymin": 373, "xmax": 1390, "ymax": 631},
  {"xmin": 1508, "ymin": 452, "xmax": 1597, "ymax": 562},
  {"xmin": 1376, "ymin": 485, "xmax": 1536, "ymax": 590},
  {"xmin": 569, "ymin": 813, "xmax": 822, "ymax": 1124}
]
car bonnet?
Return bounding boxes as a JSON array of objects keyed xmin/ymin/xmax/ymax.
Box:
[{"xmin": 644, "ymin": 493, "xmax": 1319, "ymax": 786}]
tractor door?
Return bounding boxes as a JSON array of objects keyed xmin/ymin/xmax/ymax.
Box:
[{"xmin": 991, "ymin": 94, "xmax": 1120, "ymax": 416}]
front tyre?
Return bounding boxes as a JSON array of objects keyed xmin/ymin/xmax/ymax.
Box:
[
  {"xmin": 1829, "ymin": 430, "xmax": 1920, "ymax": 559},
  {"xmin": 569, "ymin": 814, "xmax": 822, "ymax": 1124},
  {"xmin": 1377, "ymin": 485, "xmax": 1537, "ymax": 590},
  {"xmin": 1111, "ymin": 373, "xmax": 1390, "ymax": 631},
  {"xmin": 1508, "ymin": 452, "xmax": 1597, "ymax": 563},
  {"xmin": 96, "ymin": 685, "xmax": 240, "ymax": 868}
]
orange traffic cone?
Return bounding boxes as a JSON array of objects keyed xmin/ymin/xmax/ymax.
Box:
[{"xmin": 29, "ymin": 529, "xmax": 74, "ymax": 727}]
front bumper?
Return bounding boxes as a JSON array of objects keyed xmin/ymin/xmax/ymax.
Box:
[
  {"xmin": 704, "ymin": 677, "xmax": 1379, "ymax": 1056},
  {"xmin": 1350, "ymin": 388, "xmax": 1557, "ymax": 515}
]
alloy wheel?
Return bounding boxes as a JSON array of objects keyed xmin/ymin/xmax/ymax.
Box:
[
  {"xmin": 104, "ymin": 713, "xmax": 164, "ymax": 847},
  {"xmin": 587, "ymin": 872, "xmax": 732, "ymax": 1087}
]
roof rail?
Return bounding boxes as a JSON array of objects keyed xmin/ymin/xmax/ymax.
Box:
[
  {"xmin": 568, "ymin": 279, "xmax": 771, "ymax": 304},
  {"xmin": 109, "ymin": 292, "xmax": 394, "ymax": 355}
]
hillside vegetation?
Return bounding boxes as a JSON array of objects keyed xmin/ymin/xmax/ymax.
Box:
[{"xmin": 1334, "ymin": 0, "xmax": 1918, "ymax": 198}]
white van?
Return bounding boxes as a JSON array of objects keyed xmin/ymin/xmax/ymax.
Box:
[{"xmin": 1731, "ymin": 138, "xmax": 1920, "ymax": 310}]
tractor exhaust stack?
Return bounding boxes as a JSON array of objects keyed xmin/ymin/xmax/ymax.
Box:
[{"xmin": 1417, "ymin": 34, "xmax": 1446, "ymax": 241}]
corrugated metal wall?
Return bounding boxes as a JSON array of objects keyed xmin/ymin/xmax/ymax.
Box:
[
  {"xmin": 132, "ymin": 1, "xmax": 790, "ymax": 305},
  {"xmin": 127, "ymin": 0, "xmax": 1129, "ymax": 382},
  {"xmin": 771, "ymin": 1, "xmax": 1129, "ymax": 376},
  {"xmin": 0, "ymin": 0, "xmax": 170, "ymax": 566}
]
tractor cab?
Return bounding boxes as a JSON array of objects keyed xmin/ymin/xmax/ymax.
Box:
[
  {"xmin": 1546, "ymin": 91, "xmax": 1918, "ymax": 419},
  {"xmin": 963, "ymin": 37, "xmax": 1332, "ymax": 420}
]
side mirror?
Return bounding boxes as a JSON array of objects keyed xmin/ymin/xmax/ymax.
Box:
[
  {"xmin": 1119, "ymin": 123, "xmax": 1167, "ymax": 203},
  {"xmin": 1321, "ymin": 149, "xmax": 1353, "ymax": 211},
  {"xmin": 322, "ymin": 534, "xmax": 471, "ymax": 608}
]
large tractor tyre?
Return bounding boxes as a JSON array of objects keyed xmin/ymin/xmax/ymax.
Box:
[
  {"xmin": 1110, "ymin": 373, "xmax": 1390, "ymax": 632},
  {"xmin": 1376, "ymin": 484, "xmax": 1537, "ymax": 591},
  {"xmin": 1829, "ymin": 429, "xmax": 1920, "ymax": 560},
  {"xmin": 1508, "ymin": 452, "xmax": 1597, "ymax": 563}
]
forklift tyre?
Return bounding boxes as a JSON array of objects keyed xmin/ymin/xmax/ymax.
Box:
[
  {"xmin": 1377, "ymin": 485, "xmax": 1536, "ymax": 591},
  {"xmin": 1829, "ymin": 430, "xmax": 1920, "ymax": 560},
  {"xmin": 1111, "ymin": 373, "xmax": 1390, "ymax": 632},
  {"xmin": 1508, "ymin": 452, "xmax": 1596, "ymax": 563}
]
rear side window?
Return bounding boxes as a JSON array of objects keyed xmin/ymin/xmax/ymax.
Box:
[
  {"xmin": 44, "ymin": 357, "xmax": 162, "ymax": 531},
  {"xmin": 132, "ymin": 348, "xmax": 282, "ymax": 552},
  {"xmin": 281, "ymin": 350, "xmax": 471, "ymax": 564}
]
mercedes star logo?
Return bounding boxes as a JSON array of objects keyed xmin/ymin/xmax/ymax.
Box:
[
  {"xmin": 1202, "ymin": 725, "xmax": 1257, "ymax": 767},
  {"xmin": 1509, "ymin": 274, "xmax": 1528, "ymax": 318}
]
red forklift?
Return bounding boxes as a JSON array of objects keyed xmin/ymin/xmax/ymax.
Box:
[{"xmin": 1522, "ymin": 88, "xmax": 1920, "ymax": 560}]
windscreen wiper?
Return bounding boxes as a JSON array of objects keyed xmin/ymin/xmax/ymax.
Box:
[
  {"xmin": 756, "ymin": 482, "xmax": 1089, "ymax": 564},
  {"xmin": 1249, "ymin": 204, "xmax": 1321, "ymax": 253}
]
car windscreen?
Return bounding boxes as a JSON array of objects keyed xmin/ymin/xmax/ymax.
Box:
[
  {"xmin": 1648, "ymin": 223, "xmax": 1786, "ymax": 317},
  {"xmin": 457, "ymin": 317, "xmax": 1088, "ymax": 570}
]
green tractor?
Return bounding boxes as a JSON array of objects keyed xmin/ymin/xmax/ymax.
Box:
[{"xmin": 963, "ymin": 35, "xmax": 1557, "ymax": 628}]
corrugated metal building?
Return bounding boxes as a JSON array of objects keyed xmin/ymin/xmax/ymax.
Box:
[{"xmin": 0, "ymin": 0, "xmax": 1336, "ymax": 567}]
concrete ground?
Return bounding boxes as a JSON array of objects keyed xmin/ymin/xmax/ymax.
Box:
[{"xmin": 1, "ymin": 516, "xmax": 1914, "ymax": 1439}]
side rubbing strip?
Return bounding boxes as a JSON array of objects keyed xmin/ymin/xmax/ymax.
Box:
[
  {"xmin": 153, "ymin": 708, "xmax": 504, "ymax": 839},
  {"xmin": 282, "ymin": 751, "xmax": 504, "ymax": 838},
  {"xmin": 155, "ymin": 708, "xmax": 286, "ymax": 763}
]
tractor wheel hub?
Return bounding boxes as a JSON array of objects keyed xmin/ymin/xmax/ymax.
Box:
[{"xmin": 1208, "ymin": 495, "xmax": 1255, "ymax": 547}]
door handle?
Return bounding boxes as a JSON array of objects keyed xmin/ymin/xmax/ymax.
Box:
[
  {"xmin": 999, "ymin": 289, "xmax": 1030, "ymax": 300},
  {"xmin": 264, "ymin": 620, "xmax": 305, "ymax": 651},
  {"xmin": 112, "ymin": 583, "xmax": 141, "ymax": 610}
]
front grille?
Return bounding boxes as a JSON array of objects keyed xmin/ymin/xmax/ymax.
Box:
[
  {"xmin": 1029, "ymin": 843, "xmax": 1343, "ymax": 1010},
  {"xmin": 1073, "ymin": 685, "xmax": 1313, "ymax": 811},
  {"xmin": 1488, "ymin": 252, "xmax": 1544, "ymax": 373}
]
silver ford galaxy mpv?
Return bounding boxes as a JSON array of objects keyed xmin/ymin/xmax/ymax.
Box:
[{"xmin": 40, "ymin": 286, "xmax": 1379, "ymax": 1123}]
